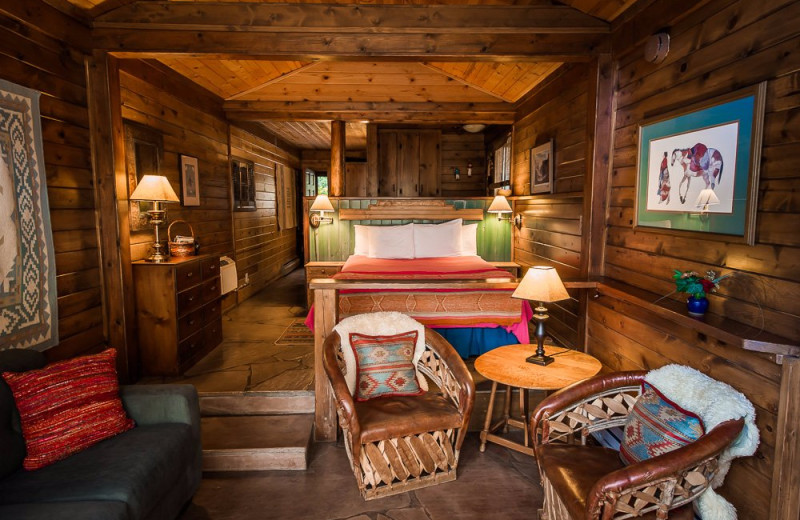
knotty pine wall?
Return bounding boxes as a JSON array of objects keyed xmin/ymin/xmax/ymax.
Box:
[
  {"xmin": 230, "ymin": 125, "xmax": 300, "ymax": 303},
  {"xmin": 511, "ymin": 64, "xmax": 590, "ymax": 347},
  {"xmin": 586, "ymin": 1, "xmax": 800, "ymax": 517},
  {"xmin": 119, "ymin": 61, "xmax": 235, "ymax": 264},
  {"xmin": 0, "ymin": 7, "xmax": 106, "ymax": 361}
]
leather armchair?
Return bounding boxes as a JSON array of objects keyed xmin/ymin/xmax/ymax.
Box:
[
  {"xmin": 322, "ymin": 326, "xmax": 475, "ymax": 500},
  {"xmin": 529, "ymin": 371, "xmax": 744, "ymax": 520}
]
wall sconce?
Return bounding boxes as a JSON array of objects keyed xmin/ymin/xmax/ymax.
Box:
[
  {"xmin": 694, "ymin": 188, "xmax": 720, "ymax": 221},
  {"xmin": 129, "ymin": 174, "xmax": 180, "ymax": 263},
  {"xmin": 309, "ymin": 194, "xmax": 335, "ymax": 227},
  {"xmin": 467, "ymin": 162, "xmax": 473, "ymax": 177},
  {"xmin": 487, "ymin": 195, "xmax": 521, "ymax": 226}
]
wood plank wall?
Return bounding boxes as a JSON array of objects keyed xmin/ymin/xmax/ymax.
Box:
[
  {"xmin": 0, "ymin": 7, "xmax": 106, "ymax": 360},
  {"xmin": 118, "ymin": 61, "xmax": 235, "ymax": 264},
  {"xmin": 585, "ymin": 1, "xmax": 800, "ymax": 517},
  {"xmin": 440, "ymin": 130, "xmax": 486, "ymax": 197},
  {"xmin": 230, "ymin": 125, "xmax": 299, "ymax": 303},
  {"xmin": 511, "ymin": 64, "xmax": 590, "ymax": 347}
]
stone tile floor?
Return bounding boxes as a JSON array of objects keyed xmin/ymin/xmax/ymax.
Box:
[
  {"xmin": 179, "ymin": 434, "xmax": 543, "ymax": 520},
  {"xmin": 140, "ymin": 269, "xmax": 314, "ymax": 392}
]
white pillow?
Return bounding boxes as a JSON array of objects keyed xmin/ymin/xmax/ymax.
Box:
[
  {"xmin": 353, "ymin": 225, "xmax": 369, "ymax": 256},
  {"xmin": 368, "ymin": 224, "xmax": 415, "ymax": 259},
  {"xmin": 461, "ymin": 223, "xmax": 478, "ymax": 256},
  {"xmin": 413, "ymin": 219, "xmax": 462, "ymax": 258}
]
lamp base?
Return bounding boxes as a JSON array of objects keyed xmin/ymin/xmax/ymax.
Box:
[
  {"xmin": 145, "ymin": 252, "xmax": 170, "ymax": 263},
  {"xmin": 526, "ymin": 353, "xmax": 554, "ymax": 366}
]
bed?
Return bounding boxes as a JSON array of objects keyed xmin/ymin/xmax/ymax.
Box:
[{"xmin": 306, "ymin": 215, "xmax": 530, "ymax": 357}]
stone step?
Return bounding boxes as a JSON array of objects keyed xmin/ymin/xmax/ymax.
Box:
[
  {"xmin": 202, "ymin": 414, "xmax": 313, "ymax": 472},
  {"xmin": 199, "ymin": 390, "xmax": 314, "ymax": 416}
]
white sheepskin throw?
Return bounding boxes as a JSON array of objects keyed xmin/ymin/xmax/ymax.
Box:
[
  {"xmin": 333, "ymin": 312, "xmax": 428, "ymax": 395},
  {"xmin": 645, "ymin": 365, "xmax": 759, "ymax": 520}
]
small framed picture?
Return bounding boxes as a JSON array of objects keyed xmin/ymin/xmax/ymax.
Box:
[
  {"xmin": 530, "ymin": 139, "xmax": 554, "ymax": 194},
  {"xmin": 180, "ymin": 155, "xmax": 200, "ymax": 206}
]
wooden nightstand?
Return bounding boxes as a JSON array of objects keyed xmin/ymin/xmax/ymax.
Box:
[
  {"xmin": 305, "ymin": 261, "xmax": 345, "ymax": 306},
  {"xmin": 490, "ymin": 261, "xmax": 520, "ymax": 278}
]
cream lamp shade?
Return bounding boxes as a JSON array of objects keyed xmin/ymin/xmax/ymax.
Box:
[
  {"xmin": 694, "ymin": 188, "xmax": 720, "ymax": 209},
  {"xmin": 487, "ymin": 195, "xmax": 512, "ymax": 214},
  {"xmin": 130, "ymin": 175, "xmax": 180, "ymax": 202},
  {"xmin": 512, "ymin": 266, "xmax": 569, "ymax": 303},
  {"xmin": 310, "ymin": 194, "xmax": 335, "ymax": 213}
]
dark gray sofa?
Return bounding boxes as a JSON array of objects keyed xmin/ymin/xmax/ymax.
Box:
[{"xmin": 0, "ymin": 349, "xmax": 201, "ymax": 520}]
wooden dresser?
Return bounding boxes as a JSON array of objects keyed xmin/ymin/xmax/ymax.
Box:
[
  {"xmin": 305, "ymin": 261, "xmax": 345, "ymax": 307},
  {"xmin": 133, "ymin": 255, "xmax": 223, "ymax": 376}
]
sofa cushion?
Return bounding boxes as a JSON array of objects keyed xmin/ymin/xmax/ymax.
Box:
[
  {"xmin": 355, "ymin": 392, "xmax": 462, "ymax": 443},
  {"xmin": 619, "ymin": 382, "xmax": 705, "ymax": 465},
  {"xmin": 2, "ymin": 348, "xmax": 134, "ymax": 470},
  {"xmin": 0, "ymin": 501, "xmax": 128, "ymax": 520},
  {"xmin": 0, "ymin": 349, "xmax": 46, "ymax": 479},
  {"xmin": 0, "ymin": 423, "xmax": 193, "ymax": 519}
]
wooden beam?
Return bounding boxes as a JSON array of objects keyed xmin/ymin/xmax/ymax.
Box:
[
  {"xmin": 366, "ymin": 124, "xmax": 379, "ymax": 197},
  {"xmin": 224, "ymin": 101, "xmax": 515, "ymax": 123},
  {"xmin": 96, "ymin": 3, "xmax": 610, "ymax": 34},
  {"xmin": 85, "ymin": 51, "xmax": 137, "ymax": 381},
  {"xmin": 769, "ymin": 356, "xmax": 800, "ymax": 519},
  {"xmin": 330, "ymin": 121, "xmax": 345, "ymax": 196},
  {"xmin": 313, "ymin": 286, "xmax": 338, "ymax": 442},
  {"xmin": 0, "ymin": 0, "xmax": 92, "ymax": 52}
]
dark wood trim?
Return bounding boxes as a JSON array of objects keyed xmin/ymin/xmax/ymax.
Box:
[
  {"xmin": 85, "ymin": 51, "xmax": 137, "ymax": 381},
  {"xmin": 330, "ymin": 121, "xmax": 345, "ymax": 196},
  {"xmin": 770, "ymin": 356, "xmax": 800, "ymax": 519}
]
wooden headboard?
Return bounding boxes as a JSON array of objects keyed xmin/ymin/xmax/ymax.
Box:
[{"xmin": 338, "ymin": 199, "xmax": 484, "ymax": 221}]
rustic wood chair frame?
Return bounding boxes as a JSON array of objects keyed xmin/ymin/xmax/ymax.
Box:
[
  {"xmin": 529, "ymin": 372, "xmax": 745, "ymax": 520},
  {"xmin": 323, "ymin": 327, "xmax": 475, "ymax": 500}
]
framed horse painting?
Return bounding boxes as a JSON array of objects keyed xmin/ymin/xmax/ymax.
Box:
[{"xmin": 635, "ymin": 82, "xmax": 766, "ymax": 245}]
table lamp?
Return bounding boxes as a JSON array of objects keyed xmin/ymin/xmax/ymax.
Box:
[
  {"xmin": 511, "ymin": 266, "xmax": 570, "ymax": 365},
  {"xmin": 130, "ymin": 174, "xmax": 180, "ymax": 263}
]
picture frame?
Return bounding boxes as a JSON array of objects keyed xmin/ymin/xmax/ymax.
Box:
[
  {"xmin": 635, "ymin": 82, "xmax": 766, "ymax": 245},
  {"xmin": 180, "ymin": 154, "xmax": 200, "ymax": 206},
  {"xmin": 530, "ymin": 139, "xmax": 553, "ymax": 194},
  {"xmin": 231, "ymin": 157, "xmax": 256, "ymax": 212}
]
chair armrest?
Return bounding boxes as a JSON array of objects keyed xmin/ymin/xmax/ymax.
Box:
[
  {"xmin": 321, "ymin": 332, "xmax": 360, "ymax": 441},
  {"xmin": 420, "ymin": 328, "xmax": 476, "ymax": 424},
  {"xmin": 120, "ymin": 384, "xmax": 200, "ymax": 441},
  {"xmin": 587, "ymin": 418, "xmax": 745, "ymax": 518},
  {"xmin": 530, "ymin": 371, "xmax": 645, "ymax": 449}
]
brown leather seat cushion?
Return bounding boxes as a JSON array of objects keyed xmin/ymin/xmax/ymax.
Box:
[
  {"xmin": 355, "ymin": 392, "xmax": 463, "ymax": 443},
  {"xmin": 539, "ymin": 444, "xmax": 694, "ymax": 520}
]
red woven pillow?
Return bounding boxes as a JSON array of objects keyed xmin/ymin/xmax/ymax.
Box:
[
  {"xmin": 1, "ymin": 348, "xmax": 134, "ymax": 470},
  {"xmin": 350, "ymin": 331, "xmax": 424, "ymax": 401}
]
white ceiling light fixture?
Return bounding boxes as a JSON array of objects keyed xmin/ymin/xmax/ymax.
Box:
[{"xmin": 462, "ymin": 124, "xmax": 486, "ymax": 133}]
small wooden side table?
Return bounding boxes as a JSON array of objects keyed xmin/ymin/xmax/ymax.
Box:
[{"xmin": 475, "ymin": 344, "xmax": 602, "ymax": 456}]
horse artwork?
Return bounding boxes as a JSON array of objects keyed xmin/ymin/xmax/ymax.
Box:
[
  {"xmin": 656, "ymin": 151, "xmax": 671, "ymax": 204},
  {"xmin": 670, "ymin": 143, "xmax": 724, "ymax": 204}
]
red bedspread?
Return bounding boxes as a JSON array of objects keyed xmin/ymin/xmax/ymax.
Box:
[{"xmin": 333, "ymin": 255, "xmax": 515, "ymax": 280}]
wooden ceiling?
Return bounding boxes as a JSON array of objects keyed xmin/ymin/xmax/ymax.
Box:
[{"xmin": 46, "ymin": 0, "xmax": 640, "ymax": 149}]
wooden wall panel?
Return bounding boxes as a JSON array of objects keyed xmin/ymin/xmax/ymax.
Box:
[
  {"xmin": 440, "ymin": 130, "xmax": 486, "ymax": 197},
  {"xmin": 0, "ymin": 7, "xmax": 106, "ymax": 359},
  {"xmin": 230, "ymin": 125, "xmax": 299, "ymax": 304},
  {"xmin": 511, "ymin": 64, "xmax": 590, "ymax": 347},
  {"xmin": 588, "ymin": 0, "xmax": 800, "ymax": 516},
  {"xmin": 119, "ymin": 64, "xmax": 234, "ymax": 264}
]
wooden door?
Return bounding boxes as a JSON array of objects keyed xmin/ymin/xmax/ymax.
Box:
[
  {"xmin": 396, "ymin": 132, "xmax": 420, "ymax": 197},
  {"xmin": 345, "ymin": 163, "xmax": 368, "ymax": 197},
  {"xmin": 419, "ymin": 130, "xmax": 441, "ymax": 196},
  {"xmin": 378, "ymin": 131, "xmax": 398, "ymax": 196}
]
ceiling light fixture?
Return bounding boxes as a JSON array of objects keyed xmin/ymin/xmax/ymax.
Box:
[{"xmin": 462, "ymin": 124, "xmax": 486, "ymax": 133}]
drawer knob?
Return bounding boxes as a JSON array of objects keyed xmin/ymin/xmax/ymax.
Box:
[
  {"xmin": 188, "ymin": 296, "xmax": 194, "ymax": 301},
  {"xmin": 189, "ymin": 320, "xmax": 195, "ymax": 326},
  {"xmin": 187, "ymin": 272, "xmax": 193, "ymax": 277}
]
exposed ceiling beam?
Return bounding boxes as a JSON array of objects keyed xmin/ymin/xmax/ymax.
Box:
[
  {"xmin": 224, "ymin": 101, "xmax": 515, "ymax": 124},
  {"xmin": 92, "ymin": 3, "xmax": 609, "ymax": 61}
]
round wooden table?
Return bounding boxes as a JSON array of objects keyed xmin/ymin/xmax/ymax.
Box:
[{"xmin": 475, "ymin": 344, "xmax": 602, "ymax": 456}]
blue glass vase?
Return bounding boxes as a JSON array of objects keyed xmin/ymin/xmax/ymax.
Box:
[{"xmin": 687, "ymin": 296, "xmax": 709, "ymax": 317}]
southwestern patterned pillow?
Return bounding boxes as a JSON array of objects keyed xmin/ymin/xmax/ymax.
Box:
[
  {"xmin": 2, "ymin": 348, "xmax": 134, "ymax": 470},
  {"xmin": 350, "ymin": 331, "xmax": 424, "ymax": 401},
  {"xmin": 619, "ymin": 381, "xmax": 705, "ymax": 466}
]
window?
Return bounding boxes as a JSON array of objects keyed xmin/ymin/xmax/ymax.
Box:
[
  {"xmin": 493, "ymin": 134, "xmax": 512, "ymax": 189},
  {"xmin": 231, "ymin": 158, "xmax": 256, "ymax": 211},
  {"xmin": 316, "ymin": 174, "xmax": 329, "ymax": 195}
]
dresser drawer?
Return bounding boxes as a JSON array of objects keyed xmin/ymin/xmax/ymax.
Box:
[
  {"xmin": 178, "ymin": 329, "xmax": 205, "ymax": 360},
  {"xmin": 203, "ymin": 320, "xmax": 223, "ymax": 348},
  {"xmin": 175, "ymin": 261, "xmax": 202, "ymax": 292},
  {"xmin": 202, "ymin": 277, "xmax": 220, "ymax": 304},
  {"xmin": 306, "ymin": 266, "xmax": 340, "ymax": 279},
  {"xmin": 201, "ymin": 256, "xmax": 220, "ymax": 280},
  {"xmin": 178, "ymin": 307, "xmax": 204, "ymax": 340},
  {"xmin": 177, "ymin": 284, "xmax": 204, "ymax": 316},
  {"xmin": 204, "ymin": 300, "xmax": 222, "ymax": 323}
]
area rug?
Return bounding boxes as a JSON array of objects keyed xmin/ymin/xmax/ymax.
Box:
[
  {"xmin": 275, "ymin": 320, "xmax": 314, "ymax": 346},
  {"xmin": 0, "ymin": 78, "xmax": 58, "ymax": 350}
]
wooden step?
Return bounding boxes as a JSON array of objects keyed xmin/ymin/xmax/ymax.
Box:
[
  {"xmin": 202, "ymin": 414, "xmax": 313, "ymax": 472},
  {"xmin": 199, "ymin": 390, "xmax": 314, "ymax": 416}
]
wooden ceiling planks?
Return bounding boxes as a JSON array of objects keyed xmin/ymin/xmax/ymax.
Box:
[
  {"xmin": 259, "ymin": 121, "xmax": 367, "ymax": 150},
  {"xmin": 424, "ymin": 62, "xmax": 564, "ymax": 103}
]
